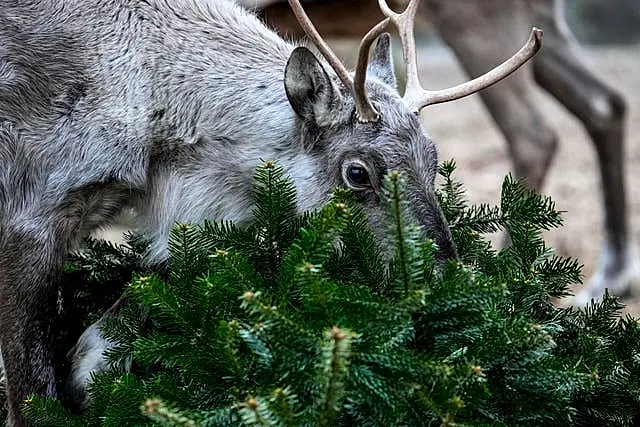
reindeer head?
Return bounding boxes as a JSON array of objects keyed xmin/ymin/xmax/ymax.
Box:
[{"xmin": 282, "ymin": 0, "xmax": 542, "ymax": 266}]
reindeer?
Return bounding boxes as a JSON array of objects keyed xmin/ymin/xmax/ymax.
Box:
[
  {"xmin": 242, "ymin": 0, "xmax": 640, "ymax": 306},
  {"xmin": 0, "ymin": 0, "xmax": 539, "ymax": 424}
]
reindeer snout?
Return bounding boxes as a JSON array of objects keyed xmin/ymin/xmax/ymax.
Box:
[{"xmin": 409, "ymin": 191, "xmax": 458, "ymax": 268}]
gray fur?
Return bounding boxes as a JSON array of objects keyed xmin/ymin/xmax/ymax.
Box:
[{"xmin": 0, "ymin": 1, "xmax": 454, "ymax": 424}]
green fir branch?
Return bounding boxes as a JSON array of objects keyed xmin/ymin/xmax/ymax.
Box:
[
  {"xmin": 142, "ymin": 398, "xmax": 198, "ymax": 427},
  {"xmin": 316, "ymin": 326, "xmax": 352, "ymax": 427},
  {"xmin": 23, "ymin": 161, "xmax": 640, "ymax": 427}
]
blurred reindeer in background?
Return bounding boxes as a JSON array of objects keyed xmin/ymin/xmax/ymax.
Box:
[{"xmin": 240, "ymin": 0, "xmax": 640, "ymax": 305}]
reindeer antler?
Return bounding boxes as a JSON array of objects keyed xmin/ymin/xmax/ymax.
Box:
[
  {"xmin": 378, "ymin": 0, "xmax": 543, "ymax": 113},
  {"xmin": 287, "ymin": 0, "xmax": 384, "ymax": 123},
  {"xmin": 353, "ymin": 18, "xmax": 391, "ymax": 122}
]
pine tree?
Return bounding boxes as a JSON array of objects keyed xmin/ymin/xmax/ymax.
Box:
[{"xmin": 21, "ymin": 160, "xmax": 640, "ymax": 426}]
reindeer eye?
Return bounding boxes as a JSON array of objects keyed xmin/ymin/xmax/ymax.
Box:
[{"xmin": 346, "ymin": 164, "xmax": 371, "ymax": 188}]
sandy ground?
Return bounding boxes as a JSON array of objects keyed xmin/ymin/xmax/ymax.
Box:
[{"xmin": 98, "ymin": 41, "xmax": 640, "ymax": 313}]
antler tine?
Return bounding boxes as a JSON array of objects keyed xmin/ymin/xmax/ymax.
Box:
[
  {"xmin": 353, "ymin": 18, "xmax": 391, "ymax": 122},
  {"xmin": 407, "ymin": 27, "xmax": 543, "ymax": 111},
  {"xmin": 287, "ymin": 0, "xmax": 353, "ymax": 92},
  {"xmin": 378, "ymin": 1, "xmax": 543, "ymax": 113},
  {"xmin": 377, "ymin": 0, "xmax": 422, "ymax": 109}
]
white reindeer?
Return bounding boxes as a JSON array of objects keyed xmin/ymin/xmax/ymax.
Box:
[{"xmin": 0, "ymin": 0, "xmax": 539, "ymax": 424}]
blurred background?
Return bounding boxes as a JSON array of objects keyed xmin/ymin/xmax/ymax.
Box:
[
  {"xmin": 402, "ymin": 0, "xmax": 640, "ymax": 310},
  {"xmin": 565, "ymin": 0, "xmax": 640, "ymax": 44}
]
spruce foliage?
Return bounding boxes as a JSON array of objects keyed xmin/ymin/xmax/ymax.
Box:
[{"xmin": 22, "ymin": 160, "xmax": 640, "ymax": 426}]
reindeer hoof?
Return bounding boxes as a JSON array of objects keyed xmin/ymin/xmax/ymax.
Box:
[{"xmin": 569, "ymin": 241, "xmax": 640, "ymax": 307}]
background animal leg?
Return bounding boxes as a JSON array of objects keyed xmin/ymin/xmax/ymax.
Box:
[
  {"xmin": 532, "ymin": 20, "xmax": 640, "ymax": 303},
  {"xmin": 424, "ymin": 1, "xmax": 558, "ymax": 190}
]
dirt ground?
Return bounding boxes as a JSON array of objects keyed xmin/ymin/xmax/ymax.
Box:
[{"xmin": 98, "ymin": 41, "xmax": 640, "ymax": 313}]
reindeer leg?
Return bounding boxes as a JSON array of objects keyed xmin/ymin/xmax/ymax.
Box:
[
  {"xmin": 0, "ymin": 129, "xmax": 60, "ymax": 426},
  {"xmin": 469, "ymin": 69, "xmax": 557, "ymax": 190},
  {"xmin": 0, "ymin": 201, "xmax": 126, "ymax": 425},
  {"xmin": 532, "ymin": 0, "xmax": 640, "ymax": 304},
  {"xmin": 0, "ymin": 138, "xmax": 132, "ymax": 425},
  {"xmin": 423, "ymin": 0, "xmax": 558, "ymax": 190},
  {"xmin": 0, "ymin": 227, "xmax": 61, "ymax": 426}
]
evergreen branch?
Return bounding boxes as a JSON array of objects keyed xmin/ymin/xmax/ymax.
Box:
[
  {"xmin": 28, "ymin": 160, "xmax": 640, "ymax": 426},
  {"xmin": 329, "ymin": 188, "xmax": 387, "ymax": 293},
  {"xmin": 388, "ymin": 171, "xmax": 411, "ymax": 295},
  {"xmin": 238, "ymin": 388, "xmax": 299, "ymax": 427},
  {"xmin": 87, "ymin": 373, "xmax": 150, "ymax": 426},
  {"xmin": 128, "ymin": 275, "xmax": 194, "ymax": 334},
  {"xmin": 276, "ymin": 199, "xmax": 350, "ymax": 305},
  {"xmin": 240, "ymin": 291, "xmax": 315, "ymax": 342},
  {"xmin": 316, "ymin": 327, "xmax": 352, "ymax": 427},
  {"xmin": 238, "ymin": 397, "xmax": 271, "ymax": 427},
  {"xmin": 23, "ymin": 395, "xmax": 86, "ymax": 427},
  {"xmin": 436, "ymin": 160, "xmax": 469, "ymax": 223},
  {"xmin": 533, "ymin": 255, "xmax": 583, "ymax": 299},
  {"xmin": 168, "ymin": 223, "xmax": 208, "ymax": 285},
  {"xmin": 383, "ymin": 171, "xmax": 428, "ymax": 298},
  {"xmin": 200, "ymin": 220, "xmax": 258, "ymax": 261},
  {"xmin": 500, "ymin": 174, "xmax": 564, "ymax": 232},
  {"xmin": 265, "ymin": 387, "xmax": 298, "ymax": 427},
  {"xmin": 581, "ymin": 290, "xmax": 626, "ymax": 336},
  {"xmin": 239, "ymin": 327, "xmax": 273, "ymax": 370},
  {"xmin": 450, "ymin": 203, "xmax": 504, "ymax": 234},
  {"xmin": 142, "ymin": 398, "xmax": 198, "ymax": 427},
  {"xmin": 199, "ymin": 407, "xmax": 237, "ymax": 427},
  {"xmin": 251, "ymin": 160, "xmax": 300, "ymax": 285},
  {"xmin": 347, "ymin": 364, "xmax": 398, "ymax": 417},
  {"xmin": 101, "ymin": 302, "xmax": 149, "ymax": 371},
  {"xmin": 201, "ymin": 249, "xmax": 264, "ymax": 321},
  {"xmin": 133, "ymin": 333, "xmax": 216, "ymax": 373}
]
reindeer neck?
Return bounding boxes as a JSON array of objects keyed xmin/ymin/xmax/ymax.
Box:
[{"xmin": 145, "ymin": 0, "xmax": 301, "ymax": 149}]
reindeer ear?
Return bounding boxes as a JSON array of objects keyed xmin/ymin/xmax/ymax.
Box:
[
  {"xmin": 368, "ymin": 33, "xmax": 396, "ymax": 88},
  {"xmin": 285, "ymin": 47, "xmax": 341, "ymax": 128}
]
